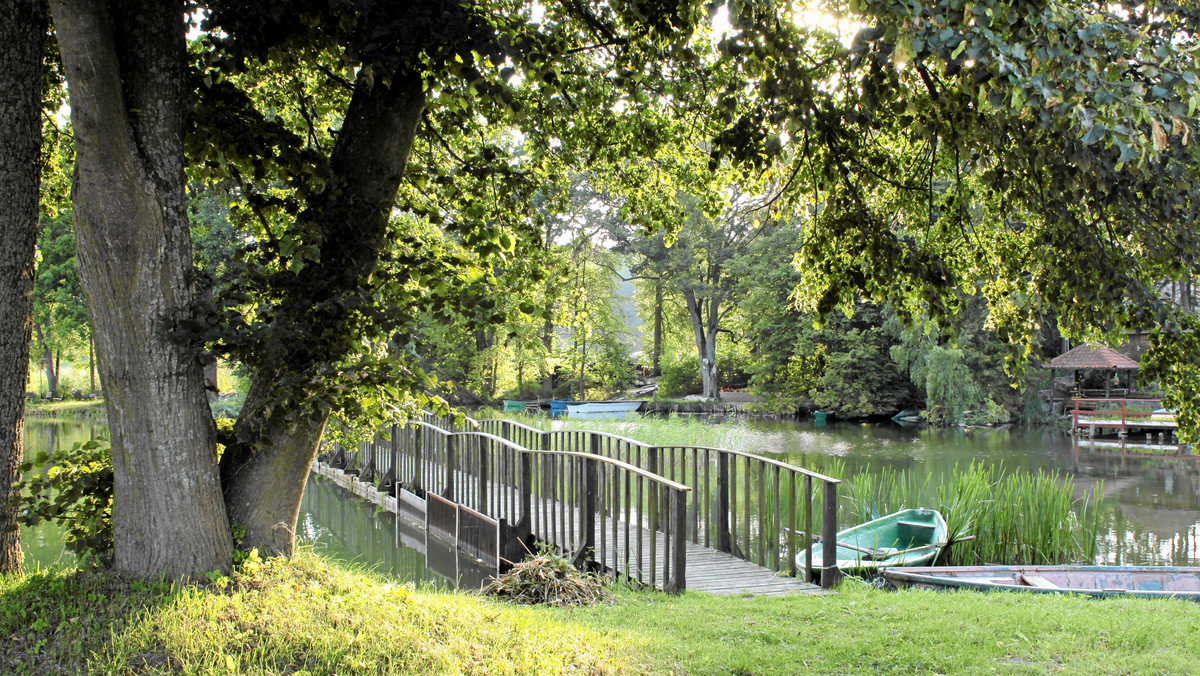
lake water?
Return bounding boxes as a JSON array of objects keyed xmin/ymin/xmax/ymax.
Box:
[{"xmin": 19, "ymin": 416, "xmax": 1200, "ymax": 580}]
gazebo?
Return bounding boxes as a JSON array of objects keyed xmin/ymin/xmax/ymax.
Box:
[{"xmin": 1045, "ymin": 343, "xmax": 1140, "ymax": 404}]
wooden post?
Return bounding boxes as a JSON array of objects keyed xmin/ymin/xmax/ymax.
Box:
[
  {"xmin": 715, "ymin": 451, "xmax": 731, "ymax": 553},
  {"xmin": 804, "ymin": 475, "xmax": 813, "ymax": 583},
  {"xmin": 666, "ymin": 487, "xmax": 688, "ymax": 593},
  {"xmin": 788, "ymin": 472, "xmax": 797, "ymax": 578},
  {"xmin": 444, "ymin": 434, "xmax": 456, "ymax": 501},
  {"xmin": 477, "ymin": 437, "xmax": 488, "ymax": 512},
  {"xmin": 572, "ymin": 455, "xmax": 597, "ymax": 570},
  {"xmin": 518, "ymin": 449, "xmax": 532, "ymax": 535},
  {"xmin": 821, "ymin": 480, "xmax": 841, "ymax": 589},
  {"xmin": 409, "ymin": 424, "xmax": 424, "ymax": 493}
]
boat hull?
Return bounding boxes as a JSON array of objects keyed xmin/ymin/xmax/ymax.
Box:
[
  {"xmin": 796, "ymin": 508, "xmax": 948, "ymax": 574},
  {"xmin": 883, "ymin": 565, "xmax": 1200, "ymax": 600},
  {"xmin": 564, "ymin": 401, "xmax": 645, "ymax": 420}
]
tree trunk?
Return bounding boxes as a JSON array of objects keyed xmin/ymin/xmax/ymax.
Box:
[
  {"xmin": 653, "ymin": 280, "xmax": 663, "ymax": 376},
  {"xmin": 49, "ymin": 350, "xmax": 59, "ymax": 398},
  {"xmin": 540, "ymin": 312, "xmax": 554, "ymax": 396},
  {"xmin": 221, "ymin": 68, "xmax": 425, "ymax": 556},
  {"xmin": 578, "ymin": 332, "xmax": 587, "ymax": 401},
  {"xmin": 34, "ymin": 324, "xmax": 57, "ymax": 397},
  {"xmin": 683, "ymin": 288, "xmax": 721, "ymax": 400},
  {"xmin": 201, "ymin": 286, "xmax": 218, "ymax": 401},
  {"xmin": 52, "ymin": 0, "xmax": 232, "ymax": 579},
  {"xmin": 0, "ymin": 0, "xmax": 47, "ymax": 575},
  {"xmin": 88, "ymin": 333, "xmax": 96, "ymax": 392}
]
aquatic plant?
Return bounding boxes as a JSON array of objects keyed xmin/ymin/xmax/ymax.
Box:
[{"xmin": 839, "ymin": 462, "xmax": 1107, "ymax": 566}]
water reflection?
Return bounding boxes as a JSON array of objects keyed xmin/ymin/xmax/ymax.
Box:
[
  {"xmin": 19, "ymin": 416, "xmax": 1200, "ymax": 570},
  {"xmin": 20, "ymin": 419, "xmax": 104, "ymax": 569},
  {"xmin": 739, "ymin": 419, "xmax": 1200, "ymax": 565},
  {"xmin": 297, "ymin": 474, "xmax": 495, "ymax": 590}
]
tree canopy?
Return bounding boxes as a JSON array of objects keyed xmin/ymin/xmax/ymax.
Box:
[{"xmin": 35, "ymin": 0, "xmax": 1200, "ymax": 578}]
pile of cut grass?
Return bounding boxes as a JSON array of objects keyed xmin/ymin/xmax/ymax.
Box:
[
  {"xmin": 0, "ymin": 553, "xmax": 638, "ymax": 675},
  {"xmin": 483, "ymin": 551, "xmax": 611, "ymax": 607}
]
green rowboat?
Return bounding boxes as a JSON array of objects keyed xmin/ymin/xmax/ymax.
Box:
[{"xmin": 796, "ymin": 508, "xmax": 948, "ymax": 575}]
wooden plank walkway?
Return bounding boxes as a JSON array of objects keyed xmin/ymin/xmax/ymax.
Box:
[{"xmin": 314, "ymin": 461, "xmax": 826, "ymax": 596}]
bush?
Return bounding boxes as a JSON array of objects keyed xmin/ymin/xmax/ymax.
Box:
[{"xmin": 16, "ymin": 440, "xmax": 114, "ymax": 567}]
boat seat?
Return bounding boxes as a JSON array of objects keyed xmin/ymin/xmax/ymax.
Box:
[
  {"xmin": 896, "ymin": 520, "xmax": 937, "ymax": 546},
  {"xmin": 1014, "ymin": 573, "xmax": 1059, "ymax": 589}
]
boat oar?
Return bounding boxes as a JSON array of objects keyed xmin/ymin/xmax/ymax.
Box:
[{"xmin": 833, "ymin": 541, "xmax": 898, "ymax": 560}]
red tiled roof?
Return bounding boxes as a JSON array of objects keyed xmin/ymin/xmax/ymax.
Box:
[{"xmin": 1046, "ymin": 344, "xmax": 1139, "ymax": 370}]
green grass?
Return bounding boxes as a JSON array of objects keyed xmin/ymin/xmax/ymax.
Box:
[
  {"xmin": 26, "ymin": 399, "xmax": 104, "ymax": 413},
  {"xmin": 0, "ymin": 553, "xmax": 637, "ymax": 675},
  {"xmin": 555, "ymin": 579, "xmax": 1200, "ymax": 675},
  {"xmin": 4, "ymin": 554, "xmax": 1200, "ymax": 674}
]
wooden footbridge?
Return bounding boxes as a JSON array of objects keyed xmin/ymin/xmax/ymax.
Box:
[{"xmin": 315, "ymin": 414, "xmax": 842, "ymax": 595}]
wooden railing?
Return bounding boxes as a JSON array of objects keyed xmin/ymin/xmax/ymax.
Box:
[
  {"xmin": 475, "ymin": 418, "xmax": 841, "ymax": 586},
  {"xmin": 321, "ymin": 420, "xmax": 693, "ymax": 592},
  {"xmin": 1071, "ymin": 398, "xmax": 1172, "ymax": 432}
]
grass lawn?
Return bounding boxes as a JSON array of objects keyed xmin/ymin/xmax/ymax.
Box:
[
  {"xmin": 25, "ymin": 399, "xmax": 105, "ymax": 417},
  {"xmin": 0, "ymin": 554, "xmax": 636, "ymax": 675},
  {"xmin": 555, "ymin": 579, "xmax": 1200, "ymax": 675},
  {"xmin": 3, "ymin": 554, "xmax": 1198, "ymax": 675}
]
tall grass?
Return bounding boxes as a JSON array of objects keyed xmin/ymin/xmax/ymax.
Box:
[{"xmin": 841, "ymin": 462, "xmax": 1107, "ymax": 566}]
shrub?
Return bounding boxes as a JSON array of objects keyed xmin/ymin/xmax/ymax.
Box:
[{"xmin": 16, "ymin": 440, "xmax": 114, "ymax": 567}]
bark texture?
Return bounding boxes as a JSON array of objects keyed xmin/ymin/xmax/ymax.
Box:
[
  {"xmin": 51, "ymin": 0, "xmax": 232, "ymax": 578},
  {"xmin": 221, "ymin": 70, "xmax": 426, "ymax": 556},
  {"xmin": 0, "ymin": 0, "xmax": 49, "ymax": 574}
]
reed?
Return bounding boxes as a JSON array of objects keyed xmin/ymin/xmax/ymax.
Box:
[{"xmin": 839, "ymin": 462, "xmax": 1107, "ymax": 566}]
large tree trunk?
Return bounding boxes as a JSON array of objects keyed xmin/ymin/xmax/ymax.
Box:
[
  {"xmin": 52, "ymin": 0, "xmax": 232, "ymax": 578},
  {"xmin": 0, "ymin": 0, "xmax": 48, "ymax": 575},
  {"xmin": 221, "ymin": 69, "xmax": 425, "ymax": 556}
]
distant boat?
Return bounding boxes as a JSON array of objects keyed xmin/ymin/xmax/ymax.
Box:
[
  {"xmin": 813, "ymin": 410, "xmax": 829, "ymax": 424},
  {"xmin": 564, "ymin": 400, "xmax": 645, "ymax": 421},
  {"xmin": 797, "ymin": 508, "xmax": 947, "ymax": 575},
  {"xmin": 892, "ymin": 409, "xmax": 924, "ymax": 425},
  {"xmin": 502, "ymin": 400, "xmax": 526, "ymax": 412},
  {"xmin": 882, "ymin": 565, "xmax": 1200, "ymax": 601}
]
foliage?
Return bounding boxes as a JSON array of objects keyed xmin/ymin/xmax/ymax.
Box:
[
  {"xmin": 51, "ymin": 0, "xmax": 1200, "ymax": 575},
  {"xmin": 15, "ymin": 441, "xmax": 113, "ymax": 568},
  {"xmin": 745, "ymin": 298, "xmax": 915, "ymax": 417},
  {"xmin": 774, "ymin": 0, "xmax": 1200, "ymax": 438},
  {"xmin": 31, "ymin": 212, "xmax": 90, "ymax": 397}
]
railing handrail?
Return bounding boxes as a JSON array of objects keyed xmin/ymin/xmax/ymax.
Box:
[
  {"xmin": 475, "ymin": 418, "xmax": 841, "ymax": 485},
  {"xmin": 418, "ymin": 422, "xmax": 693, "ymax": 493},
  {"xmin": 1072, "ymin": 397, "xmax": 1162, "ymax": 406}
]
